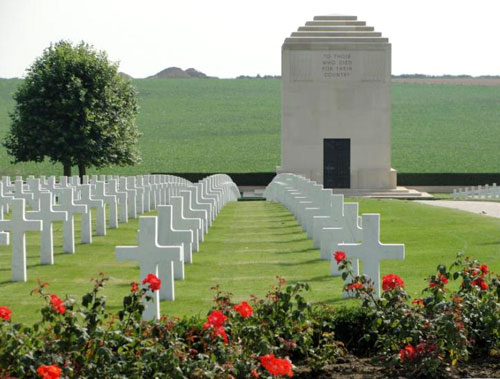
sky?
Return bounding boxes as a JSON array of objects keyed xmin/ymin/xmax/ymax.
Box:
[{"xmin": 0, "ymin": 0, "xmax": 499, "ymax": 79}]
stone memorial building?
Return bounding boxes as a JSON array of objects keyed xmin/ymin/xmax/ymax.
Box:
[{"xmin": 277, "ymin": 15, "xmax": 397, "ymax": 191}]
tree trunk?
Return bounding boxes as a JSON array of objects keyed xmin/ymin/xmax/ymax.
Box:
[
  {"xmin": 63, "ymin": 163, "xmax": 71, "ymax": 177},
  {"xmin": 78, "ymin": 163, "xmax": 86, "ymax": 181}
]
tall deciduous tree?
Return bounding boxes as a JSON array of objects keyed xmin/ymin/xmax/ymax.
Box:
[{"xmin": 4, "ymin": 41, "xmax": 141, "ymax": 177}]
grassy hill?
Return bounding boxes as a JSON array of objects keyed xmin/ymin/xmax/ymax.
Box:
[{"xmin": 1, "ymin": 78, "xmax": 500, "ymax": 176}]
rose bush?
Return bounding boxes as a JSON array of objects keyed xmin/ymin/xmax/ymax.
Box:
[
  {"xmin": 336, "ymin": 252, "xmax": 500, "ymax": 377},
  {"xmin": 0, "ymin": 253, "xmax": 498, "ymax": 378},
  {"xmin": 0, "ymin": 275, "xmax": 345, "ymax": 377}
]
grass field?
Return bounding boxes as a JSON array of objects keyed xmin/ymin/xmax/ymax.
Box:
[
  {"xmin": 1, "ymin": 79, "xmax": 500, "ymax": 176},
  {"xmin": 1, "ymin": 199, "xmax": 500, "ymax": 325}
]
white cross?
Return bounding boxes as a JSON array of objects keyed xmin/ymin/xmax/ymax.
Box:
[
  {"xmin": 127, "ymin": 177, "xmax": 144, "ymax": 215},
  {"xmin": 75, "ymin": 184, "xmax": 105, "ymax": 241},
  {"xmin": 179, "ymin": 191, "xmax": 207, "ymax": 235},
  {"xmin": 119, "ymin": 177, "xmax": 137, "ymax": 219},
  {"xmin": 115, "ymin": 216, "xmax": 183, "ymax": 321},
  {"xmin": 26, "ymin": 192, "xmax": 67, "ymax": 265},
  {"xmin": 0, "ymin": 182, "xmax": 14, "ymax": 219},
  {"xmin": 146, "ymin": 175, "xmax": 159, "ymax": 209},
  {"xmin": 26, "ymin": 178, "xmax": 49, "ymax": 212},
  {"xmin": 323, "ymin": 202, "xmax": 363, "ymax": 266},
  {"xmin": 313, "ymin": 194, "xmax": 344, "ymax": 250},
  {"xmin": 1, "ymin": 176, "xmax": 14, "ymax": 194},
  {"xmin": 0, "ymin": 231, "xmax": 8, "ymax": 246},
  {"xmin": 136, "ymin": 176, "xmax": 151, "ymax": 212},
  {"xmin": 339, "ymin": 214, "xmax": 405, "ymax": 298},
  {"xmin": 185, "ymin": 186, "xmax": 212, "ymax": 227},
  {"xmin": 53, "ymin": 188, "xmax": 88, "ymax": 254},
  {"xmin": 106, "ymin": 179, "xmax": 128, "ymax": 224},
  {"xmin": 93, "ymin": 182, "xmax": 118, "ymax": 229},
  {"xmin": 157, "ymin": 205, "xmax": 193, "ymax": 265},
  {"xmin": 0, "ymin": 198, "xmax": 42, "ymax": 282},
  {"xmin": 13, "ymin": 180, "xmax": 36, "ymax": 210},
  {"xmin": 193, "ymin": 183, "xmax": 216, "ymax": 222},
  {"xmin": 170, "ymin": 196, "xmax": 201, "ymax": 252}
]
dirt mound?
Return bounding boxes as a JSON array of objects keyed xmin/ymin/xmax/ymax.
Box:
[{"xmin": 148, "ymin": 67, "xmax": 210, "ymax": 79}]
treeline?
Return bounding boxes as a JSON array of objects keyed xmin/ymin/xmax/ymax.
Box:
[
  {"xmin": 236, "ymin": 74, "xmax": 281, "ymax": 79},
  {"xmin": 392, "ymin": 74, "xmax": 500, "ymax": 78}
]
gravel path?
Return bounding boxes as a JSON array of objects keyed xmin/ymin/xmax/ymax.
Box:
[{"xmin": 415, "ymin": 200, "xmax": 500, "ymax": 219}]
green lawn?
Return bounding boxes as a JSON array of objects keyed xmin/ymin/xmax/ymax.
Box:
[
  {"xmin": 1, "ymin": 79, "xmax": 500, "ymax": 176},
  {"xmin": 1, "ymin": 199, "xmax": 500, "ymax": 325}
]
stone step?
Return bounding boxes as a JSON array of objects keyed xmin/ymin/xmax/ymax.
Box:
[
  {"xmin": 298, "ymin": 26, "xmax": 375, "ymax": 32},
  {"xmin": 285, "ymin": 37, "xmax": 389, "ymax": 44},
  {"xmin": 313, "ymin": 15, "xmax": 358, "ymax": 21},
  {"xmin": 291, "ymin": 31, "xmax": 382, "ymax": 37},
  {"xmin": 306, "ymin": 20, "xmax": 366, "ymax": 26},
  {"xmin": 330, "ymin": 187, "xmax": 433, "ymax": 199}
]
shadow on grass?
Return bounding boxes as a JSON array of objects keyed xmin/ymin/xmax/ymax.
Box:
[
  {"xmin": 275, "ymin": 258, "xmax": 320, "ymax": 266},
  {"xmin": 274, "ymin": 236, "xmax": 309, "ymax": 243},
  {"xmin": 274, "ymin": 248, "xmax": 318, "ymax": 255},
  {"xmin": 0, "ymin": 280, "xmax": 16, "ymax": 286},
  {"xmin": 476, "ymin": 241, "xmax": 500, "ymax": 246},
  {"xmin": 305, "ymin": 274, "xmax": 333, "ymax": 283}
]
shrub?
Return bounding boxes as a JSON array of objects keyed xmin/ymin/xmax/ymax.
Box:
[
  {"xmin": 336, "ymin": 252, "xmax": 500, "ymax": 377},
  {"xmin": 0, "ymin": 276, "xmax": 345, "ymax": 378}
]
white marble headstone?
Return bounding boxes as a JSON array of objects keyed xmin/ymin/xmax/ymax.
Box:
[
  {"xmin": 26, "ymin": 192, "xmax": 68, "ymax": 265},
  {"xmin": 339, "ymin": 214, "xmax": 404, "ymax": 298},
  {"xmin": 115, "ymin": 216, "xmax": 183, "ymax": 321},
  {"xmin": 0, "ymin": 198, "xmax": 42, "ymax": 282}
]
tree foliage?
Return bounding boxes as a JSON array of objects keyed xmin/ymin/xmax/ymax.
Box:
[{"xmin": 3, "ymin": 40, "xmax": 141, "ymax": 175}]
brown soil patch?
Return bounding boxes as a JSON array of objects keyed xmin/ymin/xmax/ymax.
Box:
[
  {"xmin": 392, "ymin": 78, "xmax": 500, "ymax": 86},
  {"xmin": 294, "ymin": 354, "xmax": 500, "ymax": 378}
]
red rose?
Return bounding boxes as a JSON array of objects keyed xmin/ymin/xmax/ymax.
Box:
[
  {"xmin": 0, "ymin": 306, "xmax": 11, "ymax": 321},
  {"xmin": 416, "ymin": 341, "xmax": 437, "ymax": 354},
  {"xmin": 130, "ymin": 282, "xmax": 139, "ymax": 293},
  {"xmin": 233, "ymin": 301, "xmax": 253, "ymax": 318},
  {"xmin": 429, "ymin": 273, "xmax": 448, "ymax": 287},
  {"xmin": 142, "ymin": 273, "xmax": 161, "ymax": 291},
  {"xmin": 411, "ymin": 298, "xmax": 424, "ymax": 307},
  {"xmin": 480, "ymin": 264, "xmax": 488, "ymax": 275},
  {"xmin": 382, "ymin": 274, "xmax": 405, "ymax": 291},
  {"xmin": 204, "ymin": 310, "xmax": 227, "ymax": 329},
  {"xmin": 214, "ymin": 326, "xmax": 228, "ymax": 343},
  {"xmin": 37, "ymin": 364, "xmax": 61, "ymax": 379},
  {"xmin": 346, "ymin": 282, "xmax": 363, "ymax": 291},
  {"xmin": 472, "ymin": 278, "xmax": 489, "ymax": 290},
  {"xmin": 260, "ymin": 354, "xmax": 293, "ymax": 377},
  {"xmin": 202, "ymin": 321, "xmax": 211, "ymax": 330},
  {"xmin": 49, "ymin": 295, "xmax": 65, "ymax": 315},
  {"xmin": 399, "ymin": 344, "xmax": 416, "ymax": 361},
  {"xmin": 250, "ymin": 369, "xmax": 259, "ymax": 377},
  {"xmin": 333, "ymin": 250, "xmax": 346, "ymax": 263}
]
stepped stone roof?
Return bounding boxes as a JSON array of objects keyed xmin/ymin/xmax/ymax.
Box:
[{"xmin": 284, "ymin": 15, "xmax": 389, "ymax": 45}]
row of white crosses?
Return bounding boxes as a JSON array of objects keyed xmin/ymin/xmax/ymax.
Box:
[
  {"xmin": 452, "ymin": 183, "xmax": 500, "ymax": 200},
  {"xmin": 116, "ymin": 174, "xmax": 240, "ymax": 321},
  {"xmin": 264, "ymin": 173, "xmax": 405, "ymax": 298},
  {"xmin": 0, "ymin": 174, "xmax": 195, "ymax": 282}
]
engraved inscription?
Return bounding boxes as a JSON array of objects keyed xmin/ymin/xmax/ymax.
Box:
[{"xmin": 321, "ymin": 53, "xmax": 353, "ymax": 79}]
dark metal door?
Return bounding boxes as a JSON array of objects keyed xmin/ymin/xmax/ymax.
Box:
[{"xmin": 323, "ymin": 139, "xmax": 350, "ymax": 188}]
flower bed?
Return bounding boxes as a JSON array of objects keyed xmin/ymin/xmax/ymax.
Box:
[{"xmin": 0, "ymin": 253, "xmax": 499, "ymax": 378}]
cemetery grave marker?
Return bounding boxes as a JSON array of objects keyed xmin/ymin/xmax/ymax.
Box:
[
  {"xmin": 53, "ymin": 188, "xmax": 88, "ymax": 254},
  {"xmin": 340, "ymin": 214, "xmax": 404, "ymax": 297},
  {"xmin": 26, "ymin": 192, "xmax": 68, "ymax": 265},
  {"xmin": 0, "ymin": 198, "xmax": 42, "ymax": 282},
  {"xmin": 115, "ymin": 216, "xmax": 183, "ymax": 320}
]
